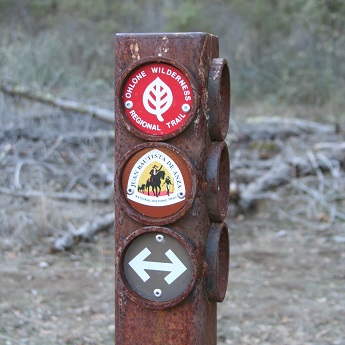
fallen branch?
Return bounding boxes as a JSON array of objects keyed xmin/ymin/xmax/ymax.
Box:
[
  {"xmin": 229, "ymin": 117, "xmax": 339, "ymax": 142},
  {"xmin": 314, "ymin": 142, "xmax": 345, "ymax": 167},
  {"xmin": 239, "ymin": 160, "xmax": 291, "ymax": 210},
  {"xmin": 51, "ymin": 212, "xmax": 115, "ymax": 252},
  {"xmin": 290, "ymin": 179, "xmax": 345, "ymax": 221},
  {"xmin": 0, "ymin": 80, "xmax": 114, "ymax": 123},
  {"xmin": 238, "ymin": 151, "xmax": 344, "ymax": 211},
  {"xmin": 0, "ymin": 187, "xmax": 113, "ymax": 202},
  {"xmin": 314, "ymin": 142, "xmax": 345, "ymax": 151}
]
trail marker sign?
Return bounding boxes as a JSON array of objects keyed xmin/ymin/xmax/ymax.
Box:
[
  {"xmin": 115, "ymin": 32, "xmax": 231, "ymax": 344},
  {"xmin": 122, "ymin": 62, "xmax": 194, "ymax": 136},
  {"xmin": 123, "ymin": 231, "xmax": 193, "ymax": 302}
]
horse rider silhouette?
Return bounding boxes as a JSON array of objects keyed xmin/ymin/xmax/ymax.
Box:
[{"xmin": 149, "ymin": 164, "xmax": 163, "ymax": 183}]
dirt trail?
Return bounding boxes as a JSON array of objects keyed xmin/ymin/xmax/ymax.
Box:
[
  {"xmin": 0, "ymin": 96, "xmax": 344, "ymax": 344},
  {"xmin": 1, "ymin": 210, "xmax": 344, "ymax": 345}
]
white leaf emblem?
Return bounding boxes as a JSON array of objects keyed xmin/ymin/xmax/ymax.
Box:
[{"xmin": 143, "ymin": 77, "xmax": 173, "ymax": 122}]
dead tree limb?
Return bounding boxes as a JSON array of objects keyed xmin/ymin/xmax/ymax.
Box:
[
  {"xmin": 0, "ymin": 80, "xmax": 114, "ymax": 123},
  {"xmin": 0, "ymin": 187, "xmax": 113, "ymax": 202},
  {"xmin": 239, "ymin": 160, "xmax": 291, "ymax": 210},
  {"xmin": 314, "ymin": 142, "xmax": 345, "ymax": 151},
  {"xmin": 51, "ymin": 212, "xmax": 115, "ymax": 252},
  {"xmin": 229, "ymin": 117, "xmax": 339, "ymax": 142},
  {"xmin": 238, "ymin": 151, "xmax": 345, "ymax": 211},
  {"xmin": 314, "ymin": 142, "xmax": 345, "ymax": 167}
]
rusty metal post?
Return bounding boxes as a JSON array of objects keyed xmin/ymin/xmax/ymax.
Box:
[{"xmin": 114, "ymin": 32, "xmax": 230, "ymax": 344}]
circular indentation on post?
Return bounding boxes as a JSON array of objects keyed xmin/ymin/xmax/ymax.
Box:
[
  {"xmin": 115, "ymin": 57, "xmax": 199, "ymax": 141},
  {"xmin": 207, "ymin": 58, "xmax": 231, "ymax": 141},
  {"xmin": 206, "ymin": 222, "xmax": 230, "ymax": 302},
  {"xmin": 206, "ymin": 142, "xmax": 230, "ymax": 222},
  {"xmin": 119, "ymin": 226, "xmax": 198, "ymax": 309},
  {"xmin": 115, "ymin": 142, "xmax": 197, "ymax": 226}
]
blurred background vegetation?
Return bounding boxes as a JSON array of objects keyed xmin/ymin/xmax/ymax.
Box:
[{"xmin": 0, "ymin": 0, "xmax": 344, "ymax": 117}]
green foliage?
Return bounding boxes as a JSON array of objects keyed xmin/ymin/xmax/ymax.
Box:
[
  {"xmin": 227, "ymin": 0, "xmax": 345, "ymax": 107},
  {"xmin": 232, "ymin": 0, "xmax": 295, "ymax": 57},
  {"xmin": 0, "ymin": 0, "xmax": 16, "ymax": 15},
  {"xmin": 27, "ymin": 0, "xmax": 58, "ymax": 17},
  {"xmin": 0, "ymin": 0, "xmax": 344, "ymax": 109},
  {"xmin": 164, "ymin": 0, "xmax": 203, "ymax": 32}
]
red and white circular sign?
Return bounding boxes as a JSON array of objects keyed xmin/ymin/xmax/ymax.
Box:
[{"xmin": 122, "ymin": 62, "xmax": 194, "ymax": 136}]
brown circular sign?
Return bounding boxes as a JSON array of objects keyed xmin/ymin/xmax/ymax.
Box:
[{"xmin": 121, "ymin": 144, "xmax": 195, "ymax": 220}]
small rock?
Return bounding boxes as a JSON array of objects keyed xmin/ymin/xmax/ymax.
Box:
[
  {"xmin": 38, "ymin": 261, "xmax": 49, "ymax": 268},
  {"xmin": 275, "ymin": 230, "xmax": 287, "ymax": 237},
  {"xmin": 333, "ymin": 236, "xmax": 345, "ymax": 243}
]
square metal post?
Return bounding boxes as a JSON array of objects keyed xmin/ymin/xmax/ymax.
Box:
[{"xmin": 114, "ymin": 32, "xmax": 230, "ymax": 345}]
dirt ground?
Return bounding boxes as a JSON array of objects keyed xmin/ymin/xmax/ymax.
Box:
[{"xmin": 0, "ymin": 94, "xmax": 344, "ymax": 345}]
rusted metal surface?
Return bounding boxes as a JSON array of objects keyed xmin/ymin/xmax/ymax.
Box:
[
  {"xmin": 114, "ymin": 32, "xmax": 230, "ymax": 345},
  {"xmin": 207, "ymin": 58, "xmax": 231, "ymax": 141},
  {"xmin": 206, "ymin": 141, "xmax": 230, "ymax": 222},
  {"xmin": 206, "ymin": 222, "xmax": 230, "ymax": 302}
]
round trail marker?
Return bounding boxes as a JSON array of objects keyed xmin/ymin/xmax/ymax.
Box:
[{"xmin": 122, "ymin": 62, "xmax": 194, "ymax": 136}]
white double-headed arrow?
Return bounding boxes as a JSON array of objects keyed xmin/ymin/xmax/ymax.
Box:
[{"xmin": 129, "ymin": 247, "xmax": 187, "ymax": 285}]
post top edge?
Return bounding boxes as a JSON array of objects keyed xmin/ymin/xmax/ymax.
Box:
[{"xmin": 115, "ymin": 32, "xmax": 217, "ymax": 39}]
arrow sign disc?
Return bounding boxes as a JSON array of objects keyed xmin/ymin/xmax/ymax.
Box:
[
  {"xmin": 129, "ymin": 247, "xmax": 187, "ymax": 284},
  {"xmin": 122, "ymin": 230, "xmax": 194, "ymax": 303}
]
